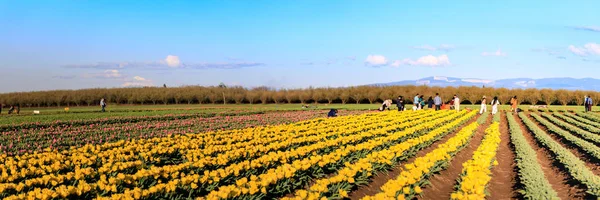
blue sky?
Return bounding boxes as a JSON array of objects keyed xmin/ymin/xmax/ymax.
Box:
[{"xmin": 1, "ymin": 0, "xmax": 599, "ymax": 93}]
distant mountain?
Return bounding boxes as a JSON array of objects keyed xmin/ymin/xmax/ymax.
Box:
[{"xmin": 372, "ymin": 76, "xmax": 600, "ymax": 91}]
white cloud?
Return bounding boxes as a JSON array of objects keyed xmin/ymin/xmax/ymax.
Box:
[
  {"xmin": 164, "ymin": 55, "xmax": 181, "ymax": 67},
  {"xmin": 481, "ymin": 49, "xmax": 507, "ymax": 57},
  {"xmin": 568, "ymin": 43, "xmax": 600, "ymax": 56},
  {"xmin": 104, "ymin": 70, "xmax": 122, "ymax": 78},
  {"xmin": 83, "ymin": 70, "xmax": 123, "ymax": 79},
  {"xmin": 438, "ymin": 44, "xmax": 455, "ymax": 51},
  {"xmin": 392, "ymin": 55, "xmax": 451, "ymax": 67},
  {"xmin": 365, "ymin": 55, "xmax": 388, "ymax": 66},
  {"xmin": 413, "ymin": 45, "xmax": 437, "ymax": 51},
  {"xmin": 572, "ymin": 26, "xmax": 600, "ymax": 32},
  {"xmin": 122, "ymin": 76, "xmax": 153, "ymax": 87},
  {"xmin": 65, "ymin": 56, "xmax": 265, "ymax": 70},
  {"xmin": 413, "ymin": 44, "xmax": 455, "ymax": 52}
]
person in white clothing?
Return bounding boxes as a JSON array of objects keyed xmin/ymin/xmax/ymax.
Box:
[
  {"xmin": 453, "ymin": 95, "xmax": 460, "ymax": 111},
  {"xmin": 479, "ymin": 96, "xmax": 487, "ymax": 114},
  {"xmin": 491, "ymin": 96, "xmax": 500, "ymax": 115}
]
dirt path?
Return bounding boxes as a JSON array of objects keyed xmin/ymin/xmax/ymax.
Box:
[
  {"xmin": 416, "ymin": 114, "xmax": 491, "ymax": 200},
  {"xmin": 348, "ymin": 115, "xmax": 480, "ymax": 199},
  {"xmin": 528, "ymin": 113, "xmax": 600, "ymax": 176},
  {"xmin": 517, "ymin": 113, "xmax": 586, "ymax": 199},
  {"xmin": 488, "ymin": 112, "xmax": 517, "ymax": 199}
]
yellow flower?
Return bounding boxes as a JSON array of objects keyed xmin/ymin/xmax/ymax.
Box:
[
  {"xmin": 402, "ymin": 187, "xmax": 410, "ymax": 194},
  {"xmin": 339, "ymin": 189, "xmax": 348, "ymax": 198},
  {"xmin": 414, "ymin": 186, "xmax": 422, "ymax": 194}
]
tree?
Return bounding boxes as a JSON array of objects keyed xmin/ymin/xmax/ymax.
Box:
[
  {"xmin": 555, "ymin": 89, "xmax": 570, "ymax": 106},
  {"xmin": 366, "ymin": 87, "xmax": 381, "ymax": 104},
  {"xmin": 339, "ymin": 88, "xmax": 351, "ymax": 104},
  {"xmin": 350, "ymin": 87, "xmax": 365, "ymax": 104}
]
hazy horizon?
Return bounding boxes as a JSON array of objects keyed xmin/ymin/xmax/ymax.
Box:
[{"xmin": 1, "ymin": 0, "xmax": 599, "ymax": 93}]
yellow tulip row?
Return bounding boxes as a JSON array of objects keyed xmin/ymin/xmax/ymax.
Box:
[
  {"xmin": 0, "ymin": 111, "xmax": 430, "ymax": 199},
  {"xmin": 201, "ymin": 110, "xmax": 465, "ymax": 199},
  {"xmin": 100, "ymin": 110, "xmax": 449, "ymax": 198},
  {"xmin": 451, "ymin": 122, "xmax": 500, "ymax": 200},
  {"xmin": 199, "ymin": 111, "xmax": 447, "ymax": 185},
  {"xmin": 362, "ymin": 120, "xmax": 481, "ymax": 200},
  {"xmin": 0, "ymin": 111, "xmax": 396, "ymax": 185},
  {"xmin": 282, "ymin": 110, "xmax": 477, "ymax": 200},
  {"xmin": 90, "ymin": 111, "xmax": 436, "ymax": 198}
]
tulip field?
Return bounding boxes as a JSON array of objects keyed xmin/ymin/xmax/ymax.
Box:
[{"xmin": 2, "ymin": 105, "xmax": 600, "ymax": 199}]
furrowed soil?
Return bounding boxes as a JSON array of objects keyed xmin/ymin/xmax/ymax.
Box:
[
  {"xmin": 518, "ymin": 113, "xmax": 585, "ymax": 199},
  {"xmin": 348, "ymin": 113, "xmax": 481, "ymax": 199},
  {"xmin": 416, "ymin": 114, "xmax": 491, "ymax": 200},
  {"xmin": 487, "ymin": 112, "xmax": 517, "ymax": 199}
]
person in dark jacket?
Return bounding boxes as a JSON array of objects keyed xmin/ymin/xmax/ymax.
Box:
[
  {"xmin": 427, "ymin": 96, "xmax": 434, "ymax": 109},
  {"xmin": 396, "ymin": 96, "xmax": 405, "ymax": 111},
  {"xmin": 327, "ymin": 109, "xmax": 338, "ymax": 117},
  {"xmin": 587, "ymin": 95, "xmax": 593, "ymax": 112}
]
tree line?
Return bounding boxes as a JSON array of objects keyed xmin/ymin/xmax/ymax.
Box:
[{"xmin": 0, "ymin": 85, "xmax": 598, "ymax": 107}]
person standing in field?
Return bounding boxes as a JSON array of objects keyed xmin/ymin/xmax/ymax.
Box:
[
  {"xmin": 510, "ymin": 96, "xmax": 518, "ymax": 113},
  {"xmin": 427, "ymin": 96, "xmax": 434, "ymax": 109},
  {"xmin": 587, "ymin": 95, "xmax": 593, "ymax": 112},
  {"xmin": 100, "ymin": 98, "xmax": 107, "ymax": 112},
  {"xmin": 413, "ymin": 94, "xmax": 420, "ymax": 110},
  {"xmin": 434, "ymin": 93, "xmax": 442, "ymax": 111},
  {"xmin": 584, "ymin": 95, "xmax": 589, "ymax": 112},
  {"xmin": 491, "ymin": 96, "xmax": 500, "ymax": 115},
  {"xmin": 397, "ymin": 96, "xmax": 405, "ymax": 111},
  {"xmin": 419, "ymin": 95, "xmax": 425, "ymax": 110},
  {"xmin": 479, "ymin": 96, "xmax": 487, "ymax": 114},
  {"xmin": 453, "ymin": 95, "xmax": 460, "ymax": 111}
]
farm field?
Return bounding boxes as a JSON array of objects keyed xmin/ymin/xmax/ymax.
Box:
[{"xmin": 1, "ymin": 105, "xmax": 600, "ymax": 199}]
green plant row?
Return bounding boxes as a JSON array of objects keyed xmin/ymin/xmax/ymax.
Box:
[
  {"xmin": 552, "ymin": 113, "xmax": 600, "ymax": 134},
  {"xmin": 531, "ymin": 113, "xmax": 600, "ymax": 160},
  {"xmin": 519, "ymin": 113, "xmax": 600, "ymax": 197},
  {"xmin": 477, "ymin": 112, "xmax": 489, "ymax": 124},
  {"xmin": 506, "ymin": 114, "xmax": 558, "ymax": 199},
  {"xmin": 563, "ymin": 112, "xmax": 600, "ymax": 127},
  {"xmin": 576, "ymin": 112, "xmax": 600, "ymax": 124},
  {"xmin": 538, "ymin": 113, "xmax": 600, "ymax": 146},
  {"xmin": 492, "ymin": 112, "xmax": 501, "ymax": 123}
]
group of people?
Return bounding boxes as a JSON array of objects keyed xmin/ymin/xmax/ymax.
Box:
[
  {"xmin": 479, "ymin": 96, "xmax": 502, "ymax": 115},
  {"xmin": 0, "ymin": 104, "xmax": 20, "ymax": 115},
  {"xmin": 584, "ymin": 95, "xmax": 594, "ymax": 112},
  {"xmin": 376, "ymin": 93, "xmax": 522, "ymax": 115},
  {"xmin": 378, "ymin": 93, "xmax": 462, "ymax": 112}
]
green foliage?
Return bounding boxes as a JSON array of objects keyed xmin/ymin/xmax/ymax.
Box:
[
  {"xmin": 506, "ymin": 113, "xmax": 558, "ymax": 199},
  {"xmin": 551, "ymin": 113, "xmax": 600, "ymax": 134},
  {"xmin": 477, "ymin": 112, "xmax": 489, "ymax": 124},
  {"xmin": 520, "ymin": 113, "xmax": 600, "ymax": 197}
]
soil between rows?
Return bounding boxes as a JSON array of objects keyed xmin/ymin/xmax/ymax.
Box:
[
  {"xmin": 487, "ymin": 112, "xmax": 517, "ymax": 199},
  {"xmin": 517, "ymin": 113, "xmax": 585, "ymax": 199},
  {"xmin": 530, "ymin": 113, "xmax": 600, "ymax": 176},
  {"xmin": 417, "ymin": 114, "xmax": 491, "ymax": 200},
  {"xmin": 347, "ymin": 112, "xmax": 483, "ymax": 199}
]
